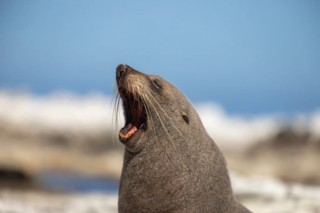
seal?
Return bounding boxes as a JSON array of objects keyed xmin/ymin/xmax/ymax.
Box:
[{"xmin": 115, "ymin": 64, "xmax": 251, "ymax": 213}]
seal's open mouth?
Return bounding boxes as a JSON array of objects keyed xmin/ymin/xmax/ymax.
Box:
[{"xmin": 119, "ymin": 89, "xmax": 147, "ymax": 143}]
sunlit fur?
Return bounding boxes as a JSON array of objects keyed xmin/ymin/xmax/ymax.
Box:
[{"xmin": 114, "ymin": 64, "xmax": 251, "ymax": 213}]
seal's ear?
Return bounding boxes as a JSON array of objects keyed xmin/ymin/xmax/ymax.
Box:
[{"xmin": 181, "ymin": 111, "xmax": 189, "ymax": 124}]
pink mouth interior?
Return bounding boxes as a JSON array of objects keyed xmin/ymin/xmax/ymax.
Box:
[{"xmin": 119, "ymin": 94, "xmax": 145, "ymax": 140}]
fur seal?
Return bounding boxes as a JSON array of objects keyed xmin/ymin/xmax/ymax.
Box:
[{"xmin": 115, "ymin": 64, "xmax": 251, "ymax": 213}]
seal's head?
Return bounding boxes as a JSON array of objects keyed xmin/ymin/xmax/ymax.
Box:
[
  {"xmin": 115, "ymin": 64, "xmax": 204, "ymax": 153},
  {"xmin": 115, "ymin": 64, "xmax": 251, "ymax": 213}
]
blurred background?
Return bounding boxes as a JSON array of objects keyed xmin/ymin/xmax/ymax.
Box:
[{"xmin": 0, "ymin": 1, "xmax": 319, "ymax": 213}]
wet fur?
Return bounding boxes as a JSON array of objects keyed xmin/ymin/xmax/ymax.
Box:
[{"xmin": 114, "ymin": 64, "xmax": 251, "ymax": 213}]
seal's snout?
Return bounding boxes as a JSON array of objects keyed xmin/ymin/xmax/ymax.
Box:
[
  {"xmin": 116, "ymin": 64, "xmax": 147, "ymax": 144},
  {"xmin": 116, "ymin": 64, "xmax": 127, "ymax": 81}
]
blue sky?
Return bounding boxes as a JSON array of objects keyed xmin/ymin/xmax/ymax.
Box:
[{"xmin": 0, "ymin": 0, "xmax": 319, "ymax": 114}]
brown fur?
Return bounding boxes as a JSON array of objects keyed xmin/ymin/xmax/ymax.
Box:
[{"xmin": 115, "ymin": 64, "xmax": 251, "ymax": 213}]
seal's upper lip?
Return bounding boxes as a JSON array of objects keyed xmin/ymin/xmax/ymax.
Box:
[{"xmin": 119, "ymin": 88, "xmax": 147, "ymax": 143}]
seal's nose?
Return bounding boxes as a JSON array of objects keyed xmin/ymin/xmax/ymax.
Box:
[{"xmin": 116, "ymin": 64, "xmax": 127, "ymax": 81}]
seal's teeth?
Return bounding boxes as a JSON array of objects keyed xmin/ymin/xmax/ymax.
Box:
[
  {"xmin": 119, "ymin": 126, "xmax": 138, "ymax": 139},
  {"xmin": 119, "ymin": 131, "xmax": 126, "ymax": 139}
]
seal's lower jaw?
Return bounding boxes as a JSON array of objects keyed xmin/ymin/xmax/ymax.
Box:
[
  {"xmin": 119, "ymin": 89, "xmax": 147, "ymax": 144},
  {"xmin": 119, "ymin": 122, "xmax": 146, "ymax": 143}
]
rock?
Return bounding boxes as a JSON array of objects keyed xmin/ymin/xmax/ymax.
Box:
[
  {"xmin": 0, "ymin": 190, "xmax": 118, "ymax": 213},
  {"xmin": 231, "ymin": 172, "xmax": 320, "ymax": 213},
  {"xmin": 1, "ymin": 173, "xmax": 320, "ymax": 213}
]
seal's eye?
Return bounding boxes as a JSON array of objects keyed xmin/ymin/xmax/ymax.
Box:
[
  {"xmin": 182, "ymin": 115, "xmax": 189, "ymax": 124},
  {"xmin": 152, "ymin": 80, "xmax": 162, "ymax": 91}
]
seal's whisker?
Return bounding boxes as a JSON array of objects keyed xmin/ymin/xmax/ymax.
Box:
[
  {"xmin": 141, "ymin": 93, "xmax": 155, "ymax": 134},
  {"xmin": 113, "ymin": 93, "xmax": 121, "ymax": 127},
  {"xmin": 135, "ymin": 84, "xmax": 170, "ymax": 141},
  {"xmin": 135, "ymin": 86, "xmax": 156, "ymax": 134},
  {"xmin": 111, "ymin": 92, "xmax": 122, "ymax": 150},
  {"xmin": 112, "ymin": 84, "xmax": 125, "ymax": 150},
  {"xmin": 133, "ymin": 86, "xmax": 176, "ymax": 174},
  {"xmin": 111, "ymin": 81, "xmax": 122, "ymax": 132},
  {"xmin": 111, "ymin": 81, "xmax": 118, "ymax": 102},
  {"xmin": 116, "ymin": 95, "xmax": 122, "ymax": 150},
  {"xmin": 111, "ymin": 91, "xmax": 118, "ymax": 142},
  {"xmin": 143, "ymin": 91, "xmax": 188, "ymax": 170},
  {"xmin": 143, "ymin": 95, "xmax": 156, "ymax": 135},
  {"xmin": 144, "ymin": 89, "xmax": 196, "ymax": 154},
  {"xmin": 140, "ymin": 91, "xmax": 164, "ymax": 143},
  {"xmin": 111, "ymin": 88, "xmax": 117, "ymax": 148}
]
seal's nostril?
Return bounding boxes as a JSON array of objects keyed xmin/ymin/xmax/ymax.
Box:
[
  {"xmin": 116, "ymin": 64, "xmax": 128, "ymax": 81},
  {"xmin": 120, "ymin": 70, "xmax": 125, "ymax": 78}
]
